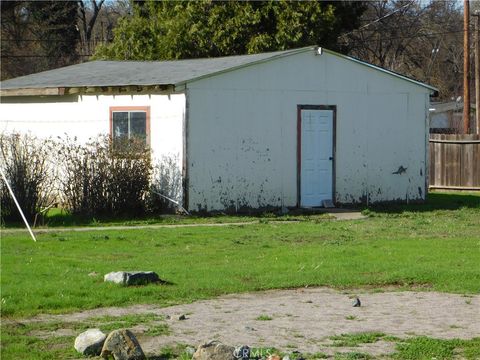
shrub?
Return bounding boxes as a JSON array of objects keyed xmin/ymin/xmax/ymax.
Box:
[
  {"xmin": 56, "ymin": 135, "xmax": 151, "ymax": 217},
  {"xmin": 0, "ymin": 133, "xmax": 55, "ymax": 223}
]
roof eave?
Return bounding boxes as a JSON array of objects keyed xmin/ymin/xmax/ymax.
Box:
[
  {"xmin": 0, "ymin": 84, "xmax": 177, "ymax": 97},
  {"xmin": 0, "ymin": 87, "xmax": 65, "ymax": 97}
]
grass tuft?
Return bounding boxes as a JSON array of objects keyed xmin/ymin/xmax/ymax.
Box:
[
  {"xmin": 393, "ymin": 337, "xmax": 480, "ymax": 360},
  {"xmin": 144, "ymin": 323, "xmax": 171, "ymax": 336},
  {"xmin": 329, "ymin": 332, "xmax": 386, "ymax": 347}
]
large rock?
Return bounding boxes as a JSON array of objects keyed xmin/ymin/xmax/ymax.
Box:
[
  {"xmin": 104, "ymin": 271, "xmax": 160, "ymax": 286},
  {"xmin": 100, "ymin": 329, "xmax": 145, "ymax": 360},
  {"xmin": 74, "ymin": 328, "xmax": 106, "ymax": 356},
  {"xmin": 193, "ymin": 341, "xmax": 236, "ymax": 360}
]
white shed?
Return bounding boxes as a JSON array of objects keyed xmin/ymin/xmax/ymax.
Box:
[{"xmin": 0, "ymin": 46, "xmax": 436, "ymax": 212}]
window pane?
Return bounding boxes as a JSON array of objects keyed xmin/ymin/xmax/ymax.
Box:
[
  {"xmin": 112, "ymin": 112, "xmax": 128, "ymax": 140},
  {"xmin": 130, "ymin": 112, "xmax": 147, "ymax": 143}
]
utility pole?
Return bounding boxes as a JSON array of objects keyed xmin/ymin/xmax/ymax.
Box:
[
  {"xmin": 475, "ymin": 12, "xmax": 480, "ymax": 134},
  {"xmin": 464, "ymin": 0, "xmax": 471, "ymax": 134}
]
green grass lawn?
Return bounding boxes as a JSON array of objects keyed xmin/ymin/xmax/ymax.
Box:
[
  {"xmin": 1, "ymin": 192, "xmax": 479, "ymax": 318},
  {"xmin": 1, "ymin": 192, "xmax": 479, "ymax": 359}
]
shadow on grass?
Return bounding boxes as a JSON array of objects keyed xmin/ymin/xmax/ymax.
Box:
[
  {"xmin": 3, "ymin": 211, "xmax": 183, "ymax": 228},
  {"xmin": 364, "ymin": 192, "xmax": 480, "ymax": 214},
  {"xmin": 2, "ymin": 192, "xmax": 479, "ymax": 228}
]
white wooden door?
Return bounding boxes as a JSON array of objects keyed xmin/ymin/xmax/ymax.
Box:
[{"xmin": 300, "ymin": 109, "xmax": 334, "ymax": 207}]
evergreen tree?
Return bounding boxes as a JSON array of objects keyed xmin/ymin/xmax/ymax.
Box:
[{"xmin": 94, "ymin": 0, "xmax": 366, "ymax": 60}]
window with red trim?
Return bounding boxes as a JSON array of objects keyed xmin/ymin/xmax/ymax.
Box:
[{"xmin": 110, "ymin": 106, "xmax": 150, "ymax": 148}]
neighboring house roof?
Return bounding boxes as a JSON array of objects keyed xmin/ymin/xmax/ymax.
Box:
[
  {"xmin": 0, "ymin": 46, "xmax": 437, "ymax": 95},
  {"xmin": 429, "ymin": 101, "xmax": 476, "ymax": 113}
]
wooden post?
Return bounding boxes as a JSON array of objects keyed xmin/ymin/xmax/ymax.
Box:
[
  {"xmin": 476, "ymin": 12, "xmax": 480, "ymax": 134},
  {"xmin": 464, "ymin": 0, "xmax": 471, "ymax": 134}
]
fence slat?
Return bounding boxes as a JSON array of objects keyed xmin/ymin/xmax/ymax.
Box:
[{"xmin": 429, "ymin": 134, "xmax": 480, "ymax": 189}]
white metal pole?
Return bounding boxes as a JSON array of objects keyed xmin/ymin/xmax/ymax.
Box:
[
  {"xmin": 150, "ymin": 190, "xmax": 190, "ymax": 215},
  {"xmin": 0, "ymin": 166, "xmax": 37, "ymax": 242}
]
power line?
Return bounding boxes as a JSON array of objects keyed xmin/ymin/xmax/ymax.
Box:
[
  {"xmin": 342, "ymin": 29, "xmax": 464, "ymax": 43},
  {"xmin": 1, "ymin": 39, "xmax": 107, "ymax": 43},
  {"xmin": 339, "ymin": 1, "xmax": 416, "ymax": 39},
  {"xmin": 1, "ymin": 54, "xmax": 93, "ymax": 58}
]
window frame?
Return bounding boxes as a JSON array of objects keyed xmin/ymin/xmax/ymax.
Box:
[{"xmin": 109, "ymin": 106, "xmax": 151, "ymax": 147}]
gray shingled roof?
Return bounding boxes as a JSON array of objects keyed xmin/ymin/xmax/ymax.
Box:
[
  {"xmin": 0, "ymin": 46, "xmax": 437, "ymax": 92},
  {"xmin": 0, "ymin": 48, "xmax": 310, "ymax": 90}
]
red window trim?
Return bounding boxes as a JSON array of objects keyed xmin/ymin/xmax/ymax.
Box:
[{"xmin": 109, "ymin": 106, "xmax": 151, "ymax": 146}]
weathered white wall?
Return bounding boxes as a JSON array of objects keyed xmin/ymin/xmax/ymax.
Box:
[
  {"xmin": 186, "ymin": 50, "xmax": 431, "ymax": 211},
  {"xmin": 0, "ymin": 93, "xmax": 185, "ymax": 171}
]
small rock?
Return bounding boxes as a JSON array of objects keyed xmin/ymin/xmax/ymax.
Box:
[
  {"xmin": 282, "ymin": 356, "xmax": 290, "ymax": 360},
  {"xmin": 193, "ymin": 340, "xmax": 236, "ymax": 360},
  {"xmin": 352, "ymin": 297, "xmax": 361, "ymax": 307},
  {"xmin": 100, "ymin": 329, "xmax": 145, "ymax": 360},
  {"xmin": 234, "ymin": 345, "xmax": 250, "ymax": 360},
  {"xmin": 74, "ymin": 328, "xmax": 106, "ymax": 356},
  {"xmin": 178, "ymin": 314, "xmax": 187, "ymax": 320},
  {"xmin": 305, "ymin": 300, "xmax": 313, "ymax": 303},
  {"xmin": 104, "ymin": 271, "xmax": 162, "ymax": 286},
  {"xmin": 88, "ymin": 272, "xmax": 99, "ymax": 277},
  {"xmin": 244, "ymin": 326, "xmax": 256, "ymax": 331},
  {"xmin": 185, "ymin": 346, "xmax": 196, "ymax": 356}
]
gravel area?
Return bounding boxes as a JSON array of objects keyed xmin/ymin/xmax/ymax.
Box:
[{"xmin": 20, "ymin": 287, "xmax": 480, "ymax": 357}]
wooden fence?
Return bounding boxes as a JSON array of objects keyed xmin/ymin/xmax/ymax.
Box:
[{"xmin": 429, "ymin": 134, "xmax": 480, "ymax": 190}]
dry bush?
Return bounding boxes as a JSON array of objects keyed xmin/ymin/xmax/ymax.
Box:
[
  {"xmin": 56, "ymin": 135, "xmax": 151, "ymax": 217},
  {"xmin": 0, "ymin": 133, "xmax": 56, "ymax": 223},
  {"xmin": 146, "ymin": 154, "xmax": 183, "ymax": 214}
]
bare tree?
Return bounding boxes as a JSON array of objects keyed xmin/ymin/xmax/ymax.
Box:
[
  {"xmin": 78, "ymin": 0, "xmax": 105, "ymax": 55},
  {"xmin": 341, "ymin": 0, "xmax": 463, "ymax": 101},
  {"xmin": 77, "ymin": 0, "xmax": 130, "ymax": 56},
  {"xmin": 1, "ymin": 1, "xmax": 80, "ymax": 80}
]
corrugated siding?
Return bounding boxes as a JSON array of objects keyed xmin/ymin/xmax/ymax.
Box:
[{"xmin": 186, "ymin": 50, "xmax": 430, "ymax": 211}]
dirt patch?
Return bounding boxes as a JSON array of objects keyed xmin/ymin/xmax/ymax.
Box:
[{"xmin": 12, "ymin": 288, "xmax": 480, "ymax": 357}]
